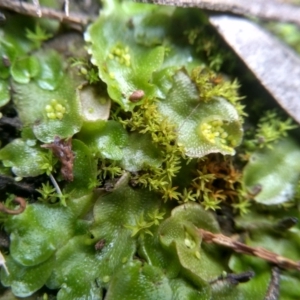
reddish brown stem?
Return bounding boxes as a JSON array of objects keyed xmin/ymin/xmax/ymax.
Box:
[
  {"xmin": 198, "ymin": 228, "xmax": 300, "ymax": 272},
  {"xmin": 0, "ymin": 197, "xmax": 26, "ymax": 215},
  {"xmin": 41, "ymin": 136, "xmax": 74, "ymax": 182}
]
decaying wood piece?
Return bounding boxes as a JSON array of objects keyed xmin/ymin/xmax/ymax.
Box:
[
  {"xmin": 135, "ymin": 0, "xmax": 300, "ymax": 26},
  {"xmin": 0, "ymin": 0, "xmax": 90, "ymax": 29},
  {"xmin": 209, "ymin": 15, "xmax": 300, "ymax": 125},
  {"xmin": 209, "ymin": 270, "xmax": 255, "ymax": 286},
  {"xmin": 199, "ymin": 228, "xmax": 300, "ymax": 272},
  {"xmin": 41, "ymin": 136, "xmax": 75, "ymax": 182}
]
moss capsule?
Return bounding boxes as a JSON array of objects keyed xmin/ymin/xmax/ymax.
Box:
[{"xmin": 129, "ymin": 90, "xmax": 145, "ymax": 102}]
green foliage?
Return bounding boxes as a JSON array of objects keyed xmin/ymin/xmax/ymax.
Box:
[
  {"xmin": 1, "ymin": 255, "xmax": 55, "ymax": 298},
  {"xmin": 105, "ymin": 261, "xmax": 173, "ymax": 300},
  {"xmin": 47, "ymin": 236, "xmax": 103, "ymax": 300},
  {"xmin": 243, "ymin": 137, "xmax": 300, "ymax": 205},
  {"xmin": 120, "ymin": 133, "xmax": 164, "ymax": 172},
  {"xmin": 157, "ymin": 70, "xmax": 243, "ymax": 157},
  {"xmin": 12, "ymin": 56, "xmax": 83, "ymax": 143},
  {"xmin": 1, "ymin": 192, "xmax": 95, "ymax": 297},
  {"xmin": 0, "ymin": 15, "xmax": 53, "ymax": 108},
  {"xmin": 85, "ymin": 1, "xmax": 165, "ymax": 111},
  {"xmin": 0, "ymin": 139, "xmax": 51, "ymax": 177},
  {"xmin": 10, "ymin": 55, "xmax": 40, "ymax": 84},
  {"xmin": 78, "ymin": 120, "xmax": 128, "ymax": 160}
]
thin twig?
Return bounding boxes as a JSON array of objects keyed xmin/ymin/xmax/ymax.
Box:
[
  {"xmin": 0, "ymin": 0, "xmax": 91, "ymax": 29},
  {"xmin": 136, "ymin": 0, "xmax": 300, "ymax": 27},
  {"xmin": 0, "ymin": 197, "xmax": 26, "ymax": 215},
  {"xmin": 49, "ymin": 173, "xmax": 62, "ymax": 196},
  {"xmin": 264, "ymin": 267, "xmax": 280, "ymax": 300},
  {"xmin": 209, "ymin": 270, "xmax": 255, "ymax": 285},
  {"xmin": 198, "ymin": 228, "xmax": 300, "ymax": 272}
]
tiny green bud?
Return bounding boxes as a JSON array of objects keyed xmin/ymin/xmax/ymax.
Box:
[
  {"xmin": 45, "ymin": 105, "xmax": 53, "ymax": 112},
  {"xmin": 56, "ymin": 112, "xmax": 64, "ymax": 120},
  {"xmin": 80, "ymin": 67, "xmax": 88, "ymax": 75},
  {"xmin": 55, "ymin": 104, "xmax": 63, "ymax": 112},
  {"xmin": 123, "ymin": 53, "xmax": 130, "ymax": 61},
  {"xmin": 47, "ymin": 112, "xmax": 56, "ymax": 119},
  {"xmin": 195, "ymin": 250, "xmax": 201, "ymax": 259},
  {"xmin": 221, "ymin": 132, "xmax": 228, "ymax": 139},
  {"xmin": 184, "ymin": 238, "xmax": 192, "ymax": 248}
]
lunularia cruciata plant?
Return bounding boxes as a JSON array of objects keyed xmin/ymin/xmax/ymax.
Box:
[{"xmin": 0, "ymin": 0, "xmax": 300, "ymax": 299}]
